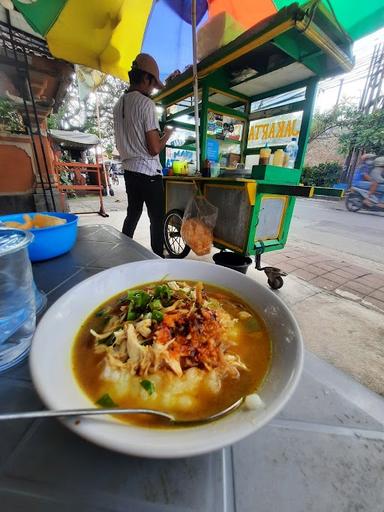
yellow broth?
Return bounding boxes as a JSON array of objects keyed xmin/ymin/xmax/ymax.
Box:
[{"xmin": 72, "ymin": 283, "xmax": 271, "ymax": 427}]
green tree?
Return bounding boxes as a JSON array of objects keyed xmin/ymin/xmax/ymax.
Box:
[
  {"xmin": 47, "ymin": 74, "xmax": 125, "ymax": 150},
  {"xmin": 309, "ymin": 103, "xmax": 355, "ymax": 144},
  {"xmin": 309, "ymin": 103, "xmax": 384, "ymax": 156},
  {"xmin": 338, "ymin": 108, "xmax": 384, "ymax": 155}
]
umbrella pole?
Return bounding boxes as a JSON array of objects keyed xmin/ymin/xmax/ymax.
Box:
[{"xmin": 191, "ymin": 0, "xmax": 201, "ymax": 175}]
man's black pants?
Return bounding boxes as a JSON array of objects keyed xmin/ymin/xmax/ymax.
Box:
[{"xmin": 123, "ymin": 171, "xmax": 164, "ymax": 257}]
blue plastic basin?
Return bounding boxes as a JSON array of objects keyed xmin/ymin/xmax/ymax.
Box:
[{"xmin": 0, "ymin": 212, "xmax": 78, "ymax": 262}]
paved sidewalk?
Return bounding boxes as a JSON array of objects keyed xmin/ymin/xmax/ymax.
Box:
[
  {"xmin": 67, "ymin": 180, "xmax": 127, "ymax": 214},
  {"xmin": 263, "ymin": 248, "xmax": 384, "ymax": 313}
]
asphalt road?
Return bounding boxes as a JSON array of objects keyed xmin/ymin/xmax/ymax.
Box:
[{"xmin": 289, "ymin": 198, "xmax": 384, "ymax": 266}]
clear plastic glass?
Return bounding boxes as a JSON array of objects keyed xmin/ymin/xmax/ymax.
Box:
[{"xmin": 0, "ymin": 228, "xmax": 36, "ymax": 372}]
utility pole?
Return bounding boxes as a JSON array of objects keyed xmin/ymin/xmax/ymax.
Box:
[
  {"xmin": 359, "ymin": 43, "xmax": 384, "ymax": 113},
  {"xmin": 344, "ymin": 42, "xmax": 384, "ymax": 184},
  {"xmin": 335, "ymin": 78, "xmax": 344, "ymax": 106}
]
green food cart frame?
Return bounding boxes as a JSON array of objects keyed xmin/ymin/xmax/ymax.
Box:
[{"xmin": 154, "ymin": 2, "xmax": 354, "ymax": 288}]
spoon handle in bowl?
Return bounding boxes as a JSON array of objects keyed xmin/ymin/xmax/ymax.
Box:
[{"xmin": 0, "ymin": 408, "xmax": 174, "ymax": 421}]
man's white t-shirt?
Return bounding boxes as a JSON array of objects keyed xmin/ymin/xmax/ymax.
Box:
[{"xmin": 113, "ymin": 91, "xmax": 162, "ymax": 176}]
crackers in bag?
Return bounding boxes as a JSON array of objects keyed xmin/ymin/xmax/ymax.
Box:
[{"xmin": 181, "ymin": 218, "xmax": 213, "ymax": 256}]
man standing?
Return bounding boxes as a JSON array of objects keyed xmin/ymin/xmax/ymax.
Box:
[{"xmin": 113, "ymin": 54, "xmax": 172, "ymax": 256}]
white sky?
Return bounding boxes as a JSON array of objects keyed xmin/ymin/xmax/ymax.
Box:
[{"xmin": 315, "ymin": 28, "xmax": 384, "ymax": 112}]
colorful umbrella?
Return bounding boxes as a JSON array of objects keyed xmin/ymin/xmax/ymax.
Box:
[{"xmin": 9, "ymin": 0, "xmax": 384, "ymax": 81}]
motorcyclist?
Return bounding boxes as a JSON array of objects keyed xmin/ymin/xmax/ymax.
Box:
[
  {"xmin": 352, "ymin": 154, "xmax": 384, "ymax": 203},
  {"xmin": 369, "ymin": 157, "xmax": 384, "ymax": 200},
  {"xmin": 352, "ymin": 153, "xmax": 375, "ymax": 188}
]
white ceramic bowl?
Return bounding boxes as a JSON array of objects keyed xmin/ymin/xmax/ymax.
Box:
[{"xmin": 30, "ymin": 260, "xmax": 303, "ymax": 458}]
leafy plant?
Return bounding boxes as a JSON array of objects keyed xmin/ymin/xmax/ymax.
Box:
[
  {"xmin": 105, "ymin": 142, "xmax": 114, "ymax": 159},
  {"xmin": 47, "ymin": 106, "xmax": 66, "ymax": 130},
  {"xmin": 301, "ymin": 162, "xmax": 342, "ymax": 187},
  {"xmin": 0, "ymin": 98, "xmax": 25, "ymax": 133}
]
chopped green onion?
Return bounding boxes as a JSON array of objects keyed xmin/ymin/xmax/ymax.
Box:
[
  {"xmin": 154, "ymin": 284, "xmax": 173, "ymax": 303},
  {"xmin": 95, "ymin": 309, "xmax": 106, "ymax": 317},
  {"xmin": 126, "ymin": 310, "xmax": 138, "ymax": 321},
  {"xmin": 137, "ymin": 292, "xmax": 151, "ymax": 308},
  {"xmin": 140, "ymin": 380, "xmax": 155, "ymax": 395},
  {"xmin": 126, "ymin": 290, "xmax": 151, "ymax": 309},
  {"xmin": 152, "ymin": 310, "xmax": 164, "ymax": 323},
  {"xmin": 96, "ymin": 393, "xmax": 117, "ymax": 408},
  {"xmin": 150, "ymin": 299, "xmax": 162, "ymax": 311}
]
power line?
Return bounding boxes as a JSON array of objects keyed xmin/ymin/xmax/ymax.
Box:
[
  {"xmin": 319, "ymin": 65, "xmax": 374, "ymax": 92},
  {"xmin": 320, "ymin": 60, "xmax": 372, "ymax": 85}
]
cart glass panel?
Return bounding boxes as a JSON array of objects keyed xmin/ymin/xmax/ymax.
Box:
[
  {"xmin": 166, "ymin": 126, "xmax": 196, "ymax": 165},
  {"xmin": 207, "ymin": 111, "xmax": 244, "ymax": 167},
  {"xmin": 165, "ymin": 92, "xmax": 202, "ymax": 120}
]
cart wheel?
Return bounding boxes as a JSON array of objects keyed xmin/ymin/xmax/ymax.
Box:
[
  {"xmin": 164, "ymin": 209, "xmax": 191, "ymax": 259},
  {"xmin": 268, "ymin": 276, "xmax": 284, "ymax": 290}
]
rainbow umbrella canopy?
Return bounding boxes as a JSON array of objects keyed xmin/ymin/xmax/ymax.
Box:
[{"xmin": 9, "ymin": 0, "xmax": 384, "ymax": 81}]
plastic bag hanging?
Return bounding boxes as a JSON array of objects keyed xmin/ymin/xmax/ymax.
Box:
[{"xmin": 181, "ymin": 194, "xmax": 218, "ymax": 256}]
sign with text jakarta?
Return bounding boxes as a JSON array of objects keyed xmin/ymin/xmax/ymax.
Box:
[{"xmin": 247, "ymin": 112, "xmax": 303, "ymax": 148}]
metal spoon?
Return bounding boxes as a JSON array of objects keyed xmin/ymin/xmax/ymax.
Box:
[{"xmin": 0, "ymin": 397, "xmax": 244, "ymax": 424}]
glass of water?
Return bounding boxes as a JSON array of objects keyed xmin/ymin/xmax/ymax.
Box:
[{"xmin": 0, "ymin": 228, "xmax": 36, "ymax": 373}]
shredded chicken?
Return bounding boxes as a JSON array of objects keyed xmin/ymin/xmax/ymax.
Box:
[
  {"xmin": 135, "ymin": 319, "xmax": 152, "ymax": 338},
  {"xmin": 90, "ymin": 281, "xmax": 248, "ymax": 381}
]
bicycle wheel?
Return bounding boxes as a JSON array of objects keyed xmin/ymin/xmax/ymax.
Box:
[{"xmin": 163, "ymin": 209, "xmax": 191, "ymax": 258}]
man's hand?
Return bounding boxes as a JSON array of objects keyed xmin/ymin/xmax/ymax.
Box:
[
  {"xmin": 163, "ymin": 126, "xmax": 173, "ymax": 138},
  {"xmin": 146, "ymin": 127, "xmax": 173, "ymax": 157}
]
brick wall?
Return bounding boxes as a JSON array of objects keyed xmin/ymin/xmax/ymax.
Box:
[{"xmin": 305, "ymin": 134, "xmax": 345, "ymax": 167}]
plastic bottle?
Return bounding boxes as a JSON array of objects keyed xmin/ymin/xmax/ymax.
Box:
[
  {"xmin": 202, "ymin": 159, "xmax": 211, "ymax": 178},
  {"xmin": 187, "ymin": 162, "xmax": 196, "ymax": 176},
  {"xmin": 285, "ymin": 137, "xmax": 298, "ymax": 168},
  {"xmin": 259, "ymin": 144, "xmax": 271, "ymax": 165}
]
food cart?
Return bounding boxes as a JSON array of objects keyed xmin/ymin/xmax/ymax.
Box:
[{"xmin": 155, "ymin": 3, "xmax": 353, "ymax": 288}]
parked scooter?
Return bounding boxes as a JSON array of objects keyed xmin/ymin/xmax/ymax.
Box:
[{"xmin": 345, "ymin": 186, "xmax": 384, "ymax": 212}]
